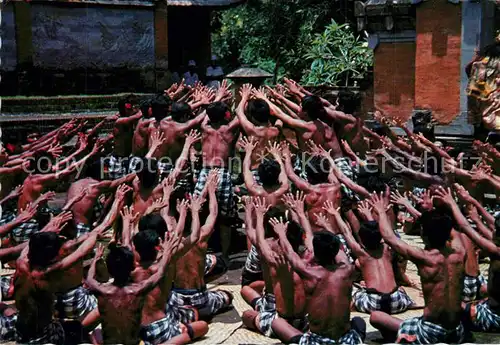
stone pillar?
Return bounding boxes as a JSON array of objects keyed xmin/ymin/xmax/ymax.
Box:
[
  {"xmin": 13, "ymin": 2, "xmax": 33, "ymax": 66},
  {"xmin": 435, "ymin": 0, "xmax": 478, "ymax": 137},
  {"xmin": 154, "ymin": 1, "xmax": 169, "ymax": 91}
]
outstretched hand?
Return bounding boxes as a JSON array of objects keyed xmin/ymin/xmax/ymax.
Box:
[
  {"xmin": 253, "ymin": 197, "xmax": 270, "ymax": 215},
  {"xmin": 185, "ymin": 130, "xmax": 202, "ymax": 146},
  {"xmin": 239, "ymin": 136, "xmax": 257, "ymax": 152},
  {"xmin": 282, "ymin": 191, "xmax": 305, "ymax": 212}
]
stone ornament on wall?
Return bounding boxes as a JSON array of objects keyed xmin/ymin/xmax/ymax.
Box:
[{"xmin": 31, "ymin": 4, "xmax": 155, "ymax": 70}]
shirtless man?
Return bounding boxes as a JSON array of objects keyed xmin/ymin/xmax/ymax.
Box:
[
  {"xmin": 132, "ymin": 182, "xmax": 214, "ymax": 344},
  {"xmin": 194, "ymin": 101, "xmax": 240, "ymax": 261},
  {"xmin": 241, "ymin": 197, "xmax": 309, "ymax": 338},
  {"xmin": 66, "ymin": 159, "xmax": 134, "ymax": 237},
  {"xmin": 323, "ymin": 202, "xmax": 414, "ymax": 314},
  {"xmin": 435, "ymin": 187, "xmax": 500, "ymax": 333},
  {"xmin": 171, "ymin": 172, "xmax": 233, "ymax": 319},
  {"xmin": 132, "ymin": 130, "xmax": 200, "ymax": 216},
  {"xmin": 369, "ymin": 192, "xmax": 467, "ymax": 343},
  {"xmin": 49, "ymin": 186, "xmax": 126, "ymax": 333},
  {"xmin": 270, "ymin": 219, "xmax": 366, "ymax": 345},
  {"xmin": 151, "ymin": 98, "xmax": 208, "ymax": 179},
  {"xmin": 15, "ymin": 139, "xmax": 101, "ymax": 243},
  {"xmin": 236, "ymin": 84, "xmax": 280, "ymax": 174},
  {"xmin": 131, "ymin": 98, "xmax": 156, "ymax": 157},
  {"xmin": 107, "ymin": 95, "xmax": 143, "ymax": 179},
  {"xmin": 86, "ymin": 233, "xmax": 180, "ymax": 345}
]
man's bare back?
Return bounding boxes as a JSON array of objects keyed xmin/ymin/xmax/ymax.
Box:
[
  {"xmin": 201, "ymin": 123, "xmax": 239, "ymax": 167},
  {"xmin": 132, "ymin": 118, "xmax": 155, "ymax": 156},
  {"xmin": 359, "ymin": 244, "xmax": 398, "ymax": 294}
]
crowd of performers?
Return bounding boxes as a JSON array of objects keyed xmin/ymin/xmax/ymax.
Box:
[{"xmin": 0, "ymin": 78, "xmax": 498, "ymax": 345}]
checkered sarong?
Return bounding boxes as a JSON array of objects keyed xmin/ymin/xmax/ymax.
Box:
[
  {"xmin": 337, "ymin": 234, "xmax": 354, "ymax": 264},
  {"xmin": 334, "ymin": 157, "xmax": 357, "ymax": 201},
  {"xmin": 0, "ymin": 211, "xmax": 16, "ymax": 227},
  {"xmin": 466, "ymin": 298, "xmax": 500, "ymax": 332},
  {"xmin": 396, "ymin": 317, "xmax": 464, "ymax": 344},
  {"xmin": 75, "ymin": 223, "xmax": 91, "ymax": 238},
  {"xmin": 205, "ymin": 254, "xmax": 216, "ymax": 275},
  {"xmin": 0, "ymin": 312, "xmax": 16, "ymax": 341},
  {"xmin": 0, "ymin": 276, "xmax": 13, "ymax": 300},
  {"xmin": 106, "ymin": 155, "xmax": 129, "ymax": 180},
  {"xmin": 255, "ymin": 293, "xmax": 277, "ymax": 337},
  {"xmin": 462, "ymin": 274, "xmax": 487, "ymax": 302},
  {"xmin": 54, "ymin": 285, "xmax": 98, "ymax": 320},
  {"xmin": 297, "ymin": 329, "xmax": 363, "ymax": 345},
  {"xmin": 139, "ymin": 316, "xmax": 182, "ymax": 345},
  {"xmin": 165, "ymin": 292, "xmax": 197, "ymax": 325},
  {"xmin": 353, "ymin": 286, "xmax": 414, "ymax": 314},
  {"xmin": 159, "ymin": 161, "xmax": 193, "ymax": 191},
  {"xmin": 12, "ymin": 219, "xmax": 39, "ymax": 244},
  {"xmin": 170, "ymin": 287, "xmax": 230, "ymax": 318},
  {"xmin": 128, "ymin": 156, "xmax": 143, "ymax": 173},
  {"xmin": 244, "ymin": 245, "xmax": 262, "ymax": 274},
  {"xmin": 16, "ymin": 320, "xmax": 65, "ymax": 345},
  {"xmin": 194, "ymin": 167, "xmax": 234, "ymax": 217}
]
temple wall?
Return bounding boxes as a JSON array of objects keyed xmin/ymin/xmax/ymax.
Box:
[
  {"xmin": 1, "ymin": 5, "xmax": 18, "ymax": 72},
  {"xmin": 31, "ymin": 4, "xmax": 155, "ymax": 70},
  {"xmin": 414, "ymin": 0, "xmax": 461, "ymax": 124}
]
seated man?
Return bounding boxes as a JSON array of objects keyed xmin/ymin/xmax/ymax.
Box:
[
  {"xmin": 369, "ymin": 191, "xmax": 467, "ymax": 344},
  {"xmin": 271, "ymin": 220, "xmax": 366, "ymax": 345},
  {"xmin": 324, "ymin": 203, "xmax": 414, "ymax": 314},
  {"xmin": 241, "ymin": 198, "xmax": 308, "ymax": 338},
  {"xmin": 170, "ymin": 172, "xmax": 233, "ymax": 319}
]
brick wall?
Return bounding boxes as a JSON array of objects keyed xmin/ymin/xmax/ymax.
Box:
[
  {"xmin": 415, "ymin": 0, "xmax": 462, "ymax": 124},
  {"xmin": 373, "ymin": 42, "xmax": 416, "ymax": 121}
]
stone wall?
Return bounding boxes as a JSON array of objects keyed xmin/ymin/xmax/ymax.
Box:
[{"xmin": 1, "ymin": 5, "xmax": 18, "ymax": 72}]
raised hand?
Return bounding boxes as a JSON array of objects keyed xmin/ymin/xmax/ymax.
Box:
[
  {"xmin": 162, "ymin": 177, "xmax": 177, "ymax": 199},
  {"xmin": 116, "ymin": 184, "xmax": 132, "ymax": 201},
  {"xmin": 253, "ymin": 197, "xmax": 270, "ymax": 216},
  {"xmin": 242, "ymin": 196, "xmax": 253, "ymax": 212},
  {"xmin": 185, "ymin": 129, "xmax": 202, "ymax": 146},
  {"xmin": 269, "ymin": 217, "xmax": 288, "ymax": 236},
  {"xmin": 307, "ymin": 140, "xmax": 331, "ymax": 158},
  {"xmin": 95, "ymin": 243, "xmax": 105, "ymax": 260},
  {"xmin": 454, "ymin": 183, "xmax": 472, "ymax": 203},
  {"xmin": 9, "ymin": 185, "xmax": 23, "ymax": 198},
  {"xmin": 17, "ymin": 203, "xmax": 38, "ymax": 224},
  {"xmin": 390, "ymin": 190, "xmax": 411, "ymax": 207},
  {"xmin": 206, "ymin": 169, "xmax": 220, "ymax": 193},
  {"xmin": 48, "ymin": 143, "xmax": 63, "ymax": 158},
  {"xmin": 37, "ymin": 191, "xmax": 56, "ymax": 204},
  {"xmin": 252, "ymin": 87, "xmax": 268, "ymax": 100},
  {"xmin": 368, "ymin": 192, "xmax": 387, "ymax": 215},
  {"xmin": 267, "ymin": 141, "xmax": 281, "ymax": 159},
  {"xmin": 44, "ymin": 211, "xmax": 73, "ymax": 233},
  {"xmin": 150, "ymin": 130, "xmax": 165, "ymax": 150},
  {"xmin": 357, "ymin": 200, "xmax": 373, "ymax": 221},
  {"xmin": 419, "ymin": 189, "xmax": 433, "ymax": 211},
  {"xmin": 78, "ymin": 133, "xmax": 89, "ymax": 150},
  {"xmin": 432, "ymin": 186, "xmax": 455, "ymax": 207},
  {"xmin": 176, "ymin": 199, "xmax": 190, "ymax": 215},
  {"xmin": 323, "ymin": 200, "xmax": 340, "ymax": 216},
  {"xmin": 283, "ymin": 78, "xmax": 302, "ymax": 95},
  {"xmin": 282, "ymin": 191, "xmax": 305, "ymax": 212},
  {"xmin": 239, "ymin": 84, "xmax": 253, "ymax": 100},
  {"xmin": 189, "ymin": 194, "xmax": 206, "ymax": 213},
  {"xmin": 315, "ymin": 212, "xmax": 330, "ymax": 229},
  {"xmin": 239, "ymin": 136, "xmax": 257, "ymax": 152},
  {"xmin": 121, "ymin": 205, "xmax": 140, "ymax": 225}
]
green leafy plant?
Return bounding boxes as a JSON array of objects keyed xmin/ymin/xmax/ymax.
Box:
[{"xmin": 302, "ymin": 20, "xmax": 373, "ymax": 87}]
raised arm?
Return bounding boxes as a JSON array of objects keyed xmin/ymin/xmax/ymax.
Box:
[
  {"xmin": 170, "ymin": 130, "xmax": 201, "ymax": 182},
  {"xmin": 145, "ymin": 130, "xmax": 166, "ymax": 159},
  {"xmin": 390, "ymin": 190, "xmax": 422, "ymax": 219},
  {"xmin": 243, "ymin": 197, "xmax": 257, "ymax": 246},
  {"xmin": 85, "ymin": 245, "xmax": 110, "ymax": 295},
  {"xmin": 454, "ymin": 183, "xmax": 495, "ymax": 228},
  {"xmin": 241, "ymin": 136, "xmax": 267, "ymax": 197},
  {"xmin": 324, "ymin": 201, "xmax": 367, "ymax": 259},
  {"xmin": 0, "ymin": 204, "xmax": 38, "ymax": 237},
  {"xmin": 266, "ymin": 142, "xmax": 290, "ymax": 199},
  {"xmin": 236, "ymin": 84, "xmax": 260, "ymax": 136},
  {"xmin": 121, "ymin": 205, "xmax": 140, "ymax": 249},
  {"xmin": 199, "ymin": 171, "xmax": 219, "ymax": 242},
  {"xmin": 281, "ymin": 143, "xmax": 314, "ymax": 192},
  {"xmin": 115, "ymin": 110, "xmax": 143, "ymax": 126},
  {"xmin": 370, "ymin": 192, "xmax": 430, "ymax": 264},
  {"xmin": 265, "ymin": 85, "xmax": 301, "ymax": 114},
  {"xmin": 282, "ymin": 191, "xmax": 313, "ymax": 253},
  {"xmin": 253, "ymin": 197, "xmax": 277, "ymax": 267}
]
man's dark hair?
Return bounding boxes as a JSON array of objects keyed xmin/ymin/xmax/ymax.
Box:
[
  {"xmin": 420, "ymin": 209, "xmax": 453, "ymax": 249},
  {"xmin": 84, "ymin": 159, "xmax": 103, "ymax": 181},
  {"xmin": 118, "ymin": 94, "xmax": 138, "ymax": 117},
  {"xmin": 358, "ymin": 221, "xmax": 382, "ymax": 250},
  {"xmin": 106, "ymin": 244, "xmax": 135, "ymax": 286},
  {"xmin": 258, "ymin": 159, "xmax": 281, "ymax": 188},
  {"xmin": 287, "ymin": 220, "xmax": 304, "ymax": 253},
  {"xmin": 151, "ymin": 95, "xmax": 171, "ymax": 121},
  {"xmin": 301, "ymin": 95, "xmax": 328, "ymax": 122},
  {"xmin": 305, "ymin": 156, "xmax": 330, "ymax": 185},
  {"xmin": 336, "ymin": 90, "xmax": 360, "ymax": 115},
  {"xmin": 247, "ymin": 99, "xmax": 271, "ymax": 124},
  {"xmin": 140, "ymin": 99, "xmax": 152, "ymax": 119},
  {"xmin": 206, "ymin": 101, "xmax": 230, "ymax": 127},
  {"xmin": 139, "ymin": 214, "xmax": 167, "ymax": 240},
  {"xmin": 28, "ymin": 232, "xmax": 63, "ymax": 269},
  {"xmin": 137, "ymin": 158, "xmax": 158, "ymax": 189},
  {"xmin": 313, "ymin": 231, "xmax": 340, "ymax": 267},
  {"xmin": 170, "ymin": 102, "xmax": 191, "ymax": 123},
  {"xmin": 29, "ymin": 151, "xmax": 53, "ymax": 174},
  {"xmin": 133, "ymin": 230, "xmax": 160, "ymax": 262}
]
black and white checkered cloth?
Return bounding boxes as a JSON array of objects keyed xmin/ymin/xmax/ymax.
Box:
[
  {"xmin": 0, "ymin": 312, "xmax": 16, "ymax": 341},
  {"xmin": 465, "ymin": 298, "xmax": 500, "ymax": 332},
  {"xmin": 54, "ymin": 285, "xmax": 98, "ymax": 320},
  {"xmin": 353, "ymin": 286, "xmax": 414, "ymax": 314},
  {"xmin": 296, "ymin": 329, "xmax": 363, "ymax": 345},
  {"xmin": 244, "ymin": 245, "xmax": 262, "ymax": 274},
  {"xmin": 0, "ymin": 276, "xmax": 13, "ymax": 300},
  {"xmin": 0, "ymin": 211, "xmax": 16, "ymax": 227},
  {"xmin": 462, "ymin": 274, "xmax": 487, "ymax": 302},
  {"xmin": 396, "ymin": 317, "xmax": 464, "ymax": 344},
  {"xmin": 336, "ymin": 234, "xmax": 354, "ymax": 264},
  {"xmin": 194, "ymin": 167, "xmax": 235, "ymax": 217},
  {"xmin": 255, "ymin": 293, "xmax": 277, "ymax": 337},
  {"xmin": 204, "ymin": 254, "xmax": 216, "ymax": 275},
  {"xmin": 128, "ymin": 156, "xmax": 143, "ymax": 173},
  {"xmin": 75, "ymin": 223, "xmax": 91, "ymax": 238},
  {"xmin": 139, "ymin": 316, "xmax": 182, "ymax": 345},
  {"xmin": 16, "ymin": 320, "xmax": 65, "ymax": 345},
  {"xmin": 166, "ymin": 292, "xmax": 197, "ymax": 325},
  {"xmin": 106, "ymin": 155, "xmax": 129, "ymax": 180},
  {"xmin": 170, "ymin": 287, "xmax": 230, "ymax": 318},
  {"xmin": 12, "ymin": 220, "xmax": 39, "ymax": 244},
  {"xmin": 333, "ymin": 157, "xmax": 358, "ymax": 201}
]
